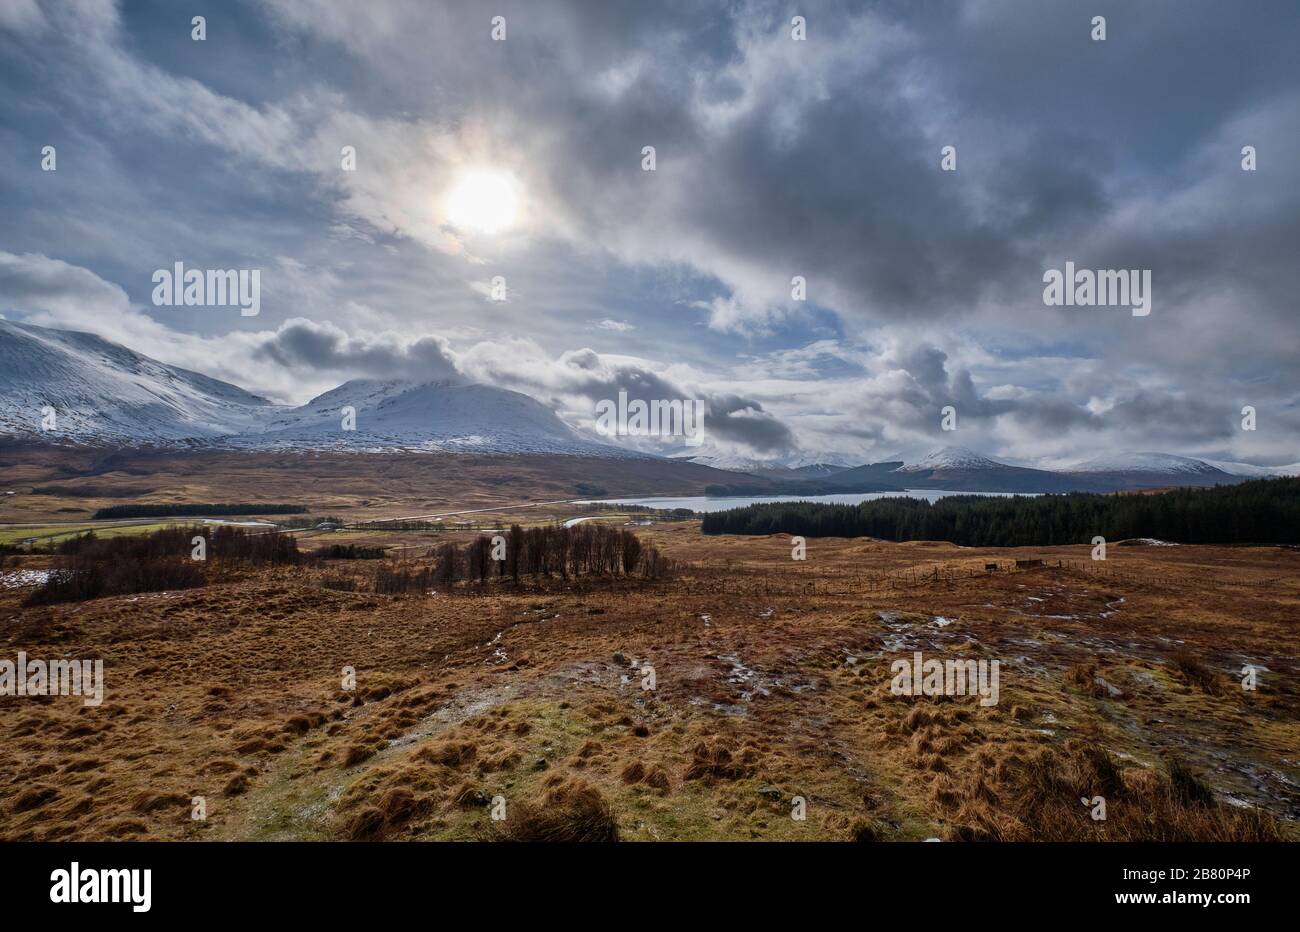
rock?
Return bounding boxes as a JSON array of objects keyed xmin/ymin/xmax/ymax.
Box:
[
  {"xmin": 758, "ymin": 784, "xmax": 783, "ymax": 801},
  {"xmin": 1095, "ymin": 675, "xmax": 1124, "ymax": 698}
]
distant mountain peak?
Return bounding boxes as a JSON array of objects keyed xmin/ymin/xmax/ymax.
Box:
[
  {"xmin": 1066, "ymin": 451, "xmax": 1223, "ymax": 474},
  {"xmin": 900, "ymin": 446, "xmax": 1006, "ymax": 471}
]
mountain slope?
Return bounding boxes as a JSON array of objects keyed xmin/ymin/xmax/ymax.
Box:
[
  {"xmin": 896, "ymin": 446, "xmax": 1007, "ymax": 472},
  {"xmin": 0, "ymin": 322, "xmax": 629, "ymax": 456},
  {"xmin": 239, "ymin": 378, "xmax": 629, "ymax": 456},
  {"xmin": 807, "ymin": 446, "xmax": 1260, "ymax": 494},
  {"xmin": 1067, "ymin": 452, "xmax": 1224, "ymax": 475},
  {"xmin": 1059, "ymin": 451, "xmax": 1243, "ymax": 489},
  {"xmin": 1202, "ymin": 459, "xmax": 1300, "ymax": 478},
  {"xmin": 685, "ymin": 453, "xmax": 852, "ymax": 475},
  {"xmin": 887, "ymin": 446, "xmax": 1098, "ymax": 493},
  {"xmin": 0, "ymin": 319, "xmax": 277, "ymax": 442}
]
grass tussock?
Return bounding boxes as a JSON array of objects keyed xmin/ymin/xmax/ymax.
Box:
[
  {"xmin": 1171, "ymin": 651, "xmax": 1227, "ymax": 695},
  {"xmin": 341, "ymin": 744, "xmax": 375, "ymax": 768},
  {"xmin": 941, "ymin": 740, "xmax": 1286, "ymax": 841},
  {"xmin": 342, "ymin": 787, "xmax": 433, "ymax": 840},
  {"xmin": 480, "ymin": 781, "xmax": 620, "ymax": 842},
  {"xmin": 1065, "ymin": 662, "xmax": 1110, "ymax": 699},
  {"xmin": 683, "ymin": 740, "xmax": 756, "ymax": 783},
  {"xmin": 416, "ymin": 740, "xmax": 478, "ymax": 768}
]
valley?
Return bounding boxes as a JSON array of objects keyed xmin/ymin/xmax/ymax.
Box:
[{"xmin": 0, "ymin": 443, "xmax": 734, "ymax": 526}]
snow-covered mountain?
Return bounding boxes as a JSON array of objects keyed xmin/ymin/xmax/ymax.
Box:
[
  {"xmin": 1201, "ymin": 459, "xmax": 1300, "ymax": 478},
  {"xmin": 897, "ymin": 446, "xmax": 1008, "ymax": 472},
  {"xmin": 0, "ymin": 321, "xmax": 626, "ymax": 456},
  {"xmin": 238, "ymin": 377, "xmax": 628, "ymax": 456},
  {"xmin": 685, "ymin": 452, "xmax": 851, "ymax": 476},
  {"xmin": 885, "ymin": 446, "xmax": 1090, "ymax": 493},
  {"xmin": 1053, "ymin": 451, "xmax": 1289, "ymax": 488},
  {"xmin": 0, "ymin": 319, "xmax": 278, "ymax": 442},
  {"xmin": 763, "ymin": 461, "xmax": 852, "ymax": 479},
  {"xmin": 1066, "ymin": 452, "xmax": 1224, "ymax": 475},
  {"xmin": 811, "ymin": 446, "xmax": 1291, "ymax": 494},
  {"xmin": 2, "ymin": 323, "xmax": 1295, "ymax": 479}
]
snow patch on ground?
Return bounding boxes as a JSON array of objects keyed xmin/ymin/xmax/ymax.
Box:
[{"xmin": 0, "ymin": 569, "xmax": 49, "ymax": 589}]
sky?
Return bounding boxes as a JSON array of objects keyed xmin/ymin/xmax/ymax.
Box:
[{"xmin": 1, "ymin": 0, "xmax": 1297, "ymax": 467}]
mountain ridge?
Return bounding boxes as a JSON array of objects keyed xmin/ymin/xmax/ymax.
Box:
[
  {"xmin": 1, "ymin": 323, "xmax": 1294, "ymax": 485},
  {"xmin": 0, "ymin": 321, "xmax": 630, "ymax": 457}
]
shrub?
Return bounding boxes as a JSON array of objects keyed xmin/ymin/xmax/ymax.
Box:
[{"xmin": 22, "ymin": 525, "xmax": 299, "ymax": 605}]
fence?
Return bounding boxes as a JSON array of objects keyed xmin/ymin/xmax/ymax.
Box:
[{"xmin": 677, "ymin": 555, "xmax": 1189, "ymax": 596}]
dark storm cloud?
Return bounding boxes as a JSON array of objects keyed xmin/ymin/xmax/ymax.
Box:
[
  {"xmin": 701, "ymin": 393, "xmax": 796, "ymax": 453},
  {"xmin": 253, "ymin": 318, "xmax": 461, "ymax": 382},
  {"xmin": 484, "ymin": 346, "xmax": 797, "ymax": 456}
]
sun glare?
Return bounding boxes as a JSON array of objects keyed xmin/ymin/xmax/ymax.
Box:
[{"xmin": 445, "ymin": 169, "xmax": 519, "ymax": 235}]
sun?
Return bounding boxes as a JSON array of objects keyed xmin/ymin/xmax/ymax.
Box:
[{"xmin": 445, "ymin": 169, "xmax": 519, "ymax": 235}]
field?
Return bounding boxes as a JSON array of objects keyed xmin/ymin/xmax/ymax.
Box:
[
  {"xmin": 3, "ymin": 515, "xmax": 1297, "ymax": 841},
  {"xmin": 0, "ymin": 443, "xmax": 731, "ymax": 525}
]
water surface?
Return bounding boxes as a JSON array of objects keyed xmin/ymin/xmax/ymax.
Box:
[{"xmin": 580, "ymin": 488, "xmax": 1032, "ymax": 514}]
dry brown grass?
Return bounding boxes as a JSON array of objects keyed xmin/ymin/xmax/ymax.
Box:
[
  {"xmin": 1065, "ymin": 662, "xmax": 1110, "ymax": 699},
  {"xmin": 1171, "ymin": 650, "xmax": 1228, "ymax": 695},
  {"xmin": 2, "ymin": 516, "xmax": 1297, "ymax": 841},
  {"xmin": 939, "ymin": 741, "xmax": 1285, "ymax": 842},
  {"xmin": 480, "ymin": 781, "xmax": 620, "ymax": 842},
  {"xmin": 0, "ymin": 443, "xmax": 738, "ymax": 525}
]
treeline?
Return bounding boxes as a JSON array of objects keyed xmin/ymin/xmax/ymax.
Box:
[
  {"xmin": 494, "ymin": 523, "xmax": 672, "ymax": 582},
  {"xmin": 21, "ymin": 522, "xmax": 671, "ymax": 606},
  {"xmin": 700, "ymin": 478, "xmax": 1300, "ymax": 547},
  {"xmin": 92, "ymin": 503, "xmax": 306, "ymax": 519},
  {"xmin": 327, "ymin": 524, "xmax": 672, "ymax": 595},
  {"xmin": 577, "ymin": 502, "xmax": 695, "ymax": 516},
  {"xmin": 314, "ymin": 543, "xmax": 387, "ymax": 559},
  {"xmin": 25, "ymin": 526, "xmax": 301, "ymax": 606},
  {"xmin": 354, "ymin": 520, "xmax": 445, "ymax": 531},
  {"xmin": 278, "ymin": 515, "xmax": 344, "ymax": 529}
]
